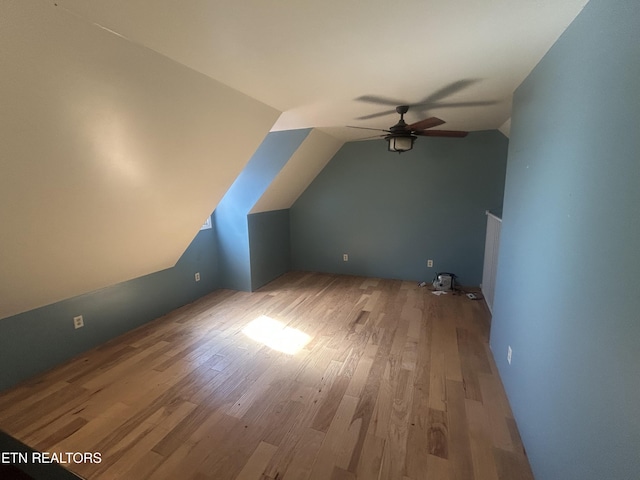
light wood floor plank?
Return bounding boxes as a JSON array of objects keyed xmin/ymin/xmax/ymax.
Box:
[
  {"xmin": 0, "ymin": 272, "xmax": 531, "ymax": 480},
  {"xmin": 308, "ymin": 394, "xmax": 360, "ymax": 480},
  {"xmin": 465, "ymin": 399, "xmax": 500, "ymax": 480},
  {"xmin": 279, "ymin": 427, "xmax": 324, "ymax": 480},
  {"xmin": 446, "ymin": 380, "xmax": 475, "ymax": 480},
  {"xmin": 493, "ymin": 446, "xmax": 535, "ymax": 480},
  {"xmin": 234, "ymin": 441, "xmax": 278, "ymax": 480},
  {"xmin": 427, "ymin": 453, "xmax": 452, "ymax": 480}
]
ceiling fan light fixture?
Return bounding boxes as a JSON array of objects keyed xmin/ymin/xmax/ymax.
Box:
[
  {"xmin": 386, "ymin": 134, "xmax": 415, "ymax": 153},
  {"xmin": 348, "ymin": 105, "xmax": 466, "ymax": 153}
]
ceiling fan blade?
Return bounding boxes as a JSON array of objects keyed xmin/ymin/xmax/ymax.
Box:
[
  {"xmin": 353, "ymin": 135, "xmax": 385, "ymax": 141},
  {"xmin": 406, "ymin": 117, "xmax": 446, "ymax": 131},
  {"xmin": 420, "ymin": 79, "xmax": 479, "ymax": 103},
  {"xmin": 356, "ymin": 109, "xmax": 397, "ymax": 120},
  {"xmin": 430, "ymin": 100, "xmax": 498, "ymax": 108},
  {"xmin": 355, "ymin": 95, "xmax": 406, "ymax": 106},
  {"xmin": 415, "ymin": 130, "xmax": 469, "ymax": 137},
  {"xmin": 347, "ymin": 125, "xmax": 391, "ymax": 133}
]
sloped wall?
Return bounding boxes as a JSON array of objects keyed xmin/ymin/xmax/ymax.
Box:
[
  {"xmin": 0, "ymin": 225, "xmax": 219, "ymax": 392},
  {"xmin": 0, "ymin": 1, "xmax": 278, "ymax": 320},
  {"xmin": 215, "ymin": 130, "xmax": 311, "ymax": 291},
  {"xmin": 246, "ymin": 129, "xmax": 343, "ymax": 290},
  {"xmin": 251, "ymin": 130, "xmax": 343, "ymax": 214}
]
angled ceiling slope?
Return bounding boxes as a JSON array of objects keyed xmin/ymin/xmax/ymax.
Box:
[
  {"xmin": 251, "ymin": 130, "xmax": 344, "ymax": 214},
  {"xmin": 216, "ymin": 129, "xmax": 313, "ymax": 292},
  {"xmin": 0, "ymin": 1, "xmax": 279, "ymax": 320},
  {"xmin": 55, "ymin": 0, "xmax": 589, "ymax": 139}
]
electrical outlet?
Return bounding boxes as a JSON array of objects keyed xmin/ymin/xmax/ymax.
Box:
[
  {"xmin": 427, "ymin": 259, "xmax": 433, "ymax": 268},
  {"xmin": 343, "ymin": 254, "xmax": 348, "ymax": 261},
  {"xmin": 73, "ymin": 315, "xmax": 84, "ymax": 329},
  {"xmin": 195, "ymin": 272, "xmax": 200, "ymax": 282},
  {"xmin": 507, "ymin": 345, "xmax": 512, "ymax": 365}
]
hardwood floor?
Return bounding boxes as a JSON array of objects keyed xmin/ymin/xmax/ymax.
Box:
[{"xmin": 0, "ymin": 272, "xmax": 534, "ymax": 479}]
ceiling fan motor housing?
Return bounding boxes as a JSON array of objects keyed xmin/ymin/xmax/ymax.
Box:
[{"xmin": 387, "ymin": 106, "xmax": 415, "ymax": 153}]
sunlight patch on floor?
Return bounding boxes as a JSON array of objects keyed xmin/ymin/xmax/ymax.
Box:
[{"xmin": 242, "ymin": 315, "xmax": 311, "ymax": 355}]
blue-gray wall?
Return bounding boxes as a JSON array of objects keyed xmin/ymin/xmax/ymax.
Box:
[
  {"xmin": 0, "ymin": 225, "xmax": 219, "ymax": 392},
  {"xmin": 215, "ymin": 129, "xmax": 310, "ymax": 291},
  {"xmin": 248, "ymin": 209, "xmax": 291, "ymax": 290},
  {"xmin": 0, "ymin": 130, "xmax": 311, "ymax": 392},
  {"xmin": 290, "ymin": 131, "xmax": 508, "ymax": 285},
  {"xmin": 490, "ymin": 1, "xmax": 640, "ymax": 479}
]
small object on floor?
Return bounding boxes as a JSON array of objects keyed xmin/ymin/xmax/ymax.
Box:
[
  {"xmin": 467, "ymin": 293, "xmax": 477, "ymax": 300},
  {"xmin": 432, "ymin": 290, "xmax": 447, "ymax": 296},
  {"xmin": 433, "ymin": 272, "xmax": 456, "ymax": 291},
  {"xmin": 418, "ymin": 281, "xmax": 428, "ymax": 287}
]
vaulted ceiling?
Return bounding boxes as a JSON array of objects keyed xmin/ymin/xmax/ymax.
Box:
[
  {"xmin": 55, "ymin": 0, "xmax": 589, "ymax": 139},
  {"xmin": 1, "ymin": 0, "xmax": 590, "ymax": 319}
]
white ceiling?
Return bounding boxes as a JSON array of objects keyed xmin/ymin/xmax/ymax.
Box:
[{"xmin": 54, "ymin": 0, "xmax": 589, "ymax": 141}]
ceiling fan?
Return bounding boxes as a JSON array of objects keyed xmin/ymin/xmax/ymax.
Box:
[{"xmin": 348, "ymin": 105, "xmax": 468, "ymax": 153}]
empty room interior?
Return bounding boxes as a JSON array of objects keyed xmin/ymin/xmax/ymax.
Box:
[{"xmin": 1, "ymin": 1, "xmax": 638, "ymax": 479}]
